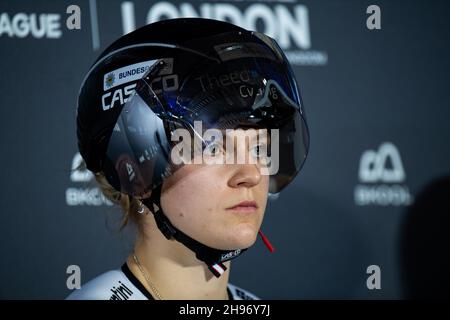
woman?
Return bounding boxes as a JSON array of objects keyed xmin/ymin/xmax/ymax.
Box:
[{"xmin": 67, "ymin": 17, "xmax": 309, "ymax": 300}]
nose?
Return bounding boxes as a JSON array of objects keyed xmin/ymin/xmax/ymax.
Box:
[{"xmin": 227, "ymin": 163, "xmax": 262, "ymax": 189}]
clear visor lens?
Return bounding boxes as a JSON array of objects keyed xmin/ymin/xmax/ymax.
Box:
[{"xmin": 105, "ymin": 35, "xmax": 309, "ymax": 197}]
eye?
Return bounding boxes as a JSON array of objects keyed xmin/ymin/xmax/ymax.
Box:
[
  {"xmin": 204, "ymin": 141, "xmax": 223, "ymax": 156},
  {"xmin": 250, "ymin": 142, "xmax": 270, "ymax": 158}
]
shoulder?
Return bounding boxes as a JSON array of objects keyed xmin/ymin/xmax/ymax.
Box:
[
  {"xmin": 65, "ymin": 269, "xmax": 146, "ymax": 300},
  {"xmin": 65, "ymin": 267, "xmax": 260, "ymax": 300},
  {"xmin": 227, "ymin": 283, "xmax": 260, "ymax": 300}
]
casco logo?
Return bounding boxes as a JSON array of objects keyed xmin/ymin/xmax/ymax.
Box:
[
  {"xmin": 221, "ymin": 249, "xmax": 241, "ymax": 261},
  {"xmin": 101, "ymin": 58, "xmax": 179, "ymax": 111},
  {"xmin": 66, "ymin": 152, "xmax": 113, "ymax": 206},
  {"xmin": 354, "ymin": 142, "xmax": 413, "ymax": 206},
  {"xmin": 359, "ymin": 142, "xmax": 405, "ymax": 183},
  {"xmin": 119, "ymin": 1, "xmax": 327, "ymax": 66},
  {"xmin": 102, "ymin": 83, "xmax": 137, "ymax": 111},
  {"xmin": 0, "ymin": 12, "xmax": 62, "ymax": 39}
]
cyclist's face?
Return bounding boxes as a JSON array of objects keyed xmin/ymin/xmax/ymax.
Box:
[{"xmin": 160, "ymin": 129, "xmax": 270, "ymax": 251}]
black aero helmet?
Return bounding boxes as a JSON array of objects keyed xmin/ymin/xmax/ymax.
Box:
[{"xmin": 77, "ymin": 18, "xmax": 310, "ymax": 277}]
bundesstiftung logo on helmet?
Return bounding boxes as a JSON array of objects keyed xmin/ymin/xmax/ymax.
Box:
[{"xmin": 105, "ymin": 72, "xmax": 116, "ymax": 89}]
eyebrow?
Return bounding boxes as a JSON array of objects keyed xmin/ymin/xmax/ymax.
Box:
[{"xmin": 217, "ymin": 128, "xmax": 271, "ymax": 145}]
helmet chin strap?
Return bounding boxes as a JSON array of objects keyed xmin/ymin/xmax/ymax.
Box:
[{"xmin": 142, "ymin": 184, "xmax": 275, "ymax": 277}]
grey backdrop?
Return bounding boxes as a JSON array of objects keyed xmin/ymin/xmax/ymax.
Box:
[{"xmin": 1, "ymin": 0, "xmax": 449, "ymax": 299}]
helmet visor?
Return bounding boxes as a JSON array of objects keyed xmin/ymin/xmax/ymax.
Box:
[{"xmin": 104, "ymin": 31, "xmax": 309, "ymax": 197}]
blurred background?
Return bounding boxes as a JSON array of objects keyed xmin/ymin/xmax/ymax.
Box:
[{"xmin": 0, "ymin": 0, "xmax": 449, "ymax": 299}]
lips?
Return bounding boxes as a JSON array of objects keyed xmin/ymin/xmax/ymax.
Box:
[{"xmin": 226, "ymin": 200, "xmax": 258, "ymax": 213}]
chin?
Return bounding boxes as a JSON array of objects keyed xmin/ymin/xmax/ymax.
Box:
[{"xmin": 219, "ymin": 224, "xmax": 259, "ymax": 250}]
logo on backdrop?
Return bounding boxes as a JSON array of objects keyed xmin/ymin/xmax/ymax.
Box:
[
  {"xmin": 116, "ymin": 0, "xmax": 327, "ymax": 66},
  {"xmin": 1, "ymin": 2, "xmax": 327, "ymax": 66},
  {"xmin": 354, "ymin": 142, "xmax": 413, "ymax": 206},
  {"xmin": 66, "ymin": 152, "xmax": 113, "ymax": 206},
  {"xmin": 0, "ymin": 6, "xmax": 81, "ymax": 39}
]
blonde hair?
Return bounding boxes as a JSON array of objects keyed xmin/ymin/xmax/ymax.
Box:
[{"xmin": 93, "ymin": 171, "xmax": 143, "ymax": 230}]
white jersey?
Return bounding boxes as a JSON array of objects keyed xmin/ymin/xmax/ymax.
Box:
[{"xmin": 66, "ymin": 263, "xmax": 259, "ymax": 300}]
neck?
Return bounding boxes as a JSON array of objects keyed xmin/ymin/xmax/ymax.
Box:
[{"xmin": 127, "ymin": 218, "xmax": 231, "ymax": 300}]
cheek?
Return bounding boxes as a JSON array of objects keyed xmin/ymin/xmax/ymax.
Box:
[
  {"xmin": 160, "ymin": 167, "xmax": 225, "ymax": 227},
  {"xmin": 258, "ymin": 175, "xmax": 270, "ymax": 203},
  {"xmin": 260, "ymin": 174, "xmax": 270, "ymax": 192},
  {"xmin": 158, "ymin": 165, "xmax": 269, "ymax": 250}
]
